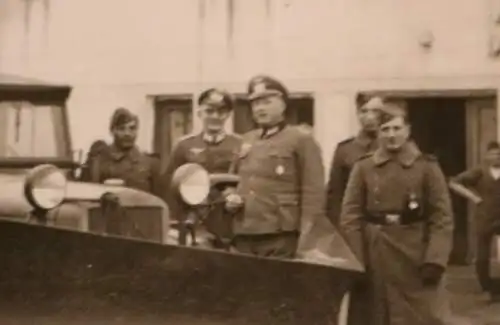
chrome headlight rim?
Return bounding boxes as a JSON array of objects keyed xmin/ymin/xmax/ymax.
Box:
[
  {"xmin": 24, "ymin": 164, "xmax": 68, "ymax": 211},
  {"xmin": 172, "ymin": 163, "xmax": 211, "ymax": 206}
]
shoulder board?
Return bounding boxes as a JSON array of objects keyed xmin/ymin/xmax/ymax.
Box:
[
  {"xmin": 173, "ymin": 133, "xmax": 200, "ymax": 147},
  {"xmin": 145, "ymin": 152, "xmax": 160, "ymax": 159},
  {"xmin": 226, "ymin": 132, "xmax": 243, "ymax": 140},
  {"xmin": 338, "ymin": 137, "xmax": 355, "ymax": 146},
  {"xmin": 423, "ymin": 153, "xmax": 438, "ymax": 161},
  {"xmin": 177, "ymin": 133, "xmax": 198, "ymax": 142},
  {"xmin": 293, "ymin": 124, "xmax": 313, "ymax": 135},
  {"xmin": 356, "ymin": 152, "xmax": 373, "ymax": 162},
  {"xmin": 243, "ymin": 129, "xmax": 260, "ymax": 138}
]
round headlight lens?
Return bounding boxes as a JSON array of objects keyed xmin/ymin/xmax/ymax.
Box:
[
  {"xmin": 172, "ymin": 163, "xmax": 210, "ymax": 205},
  {"xmin": 24, "ymin": 164, "xmax": 67, "ymax": 210}
]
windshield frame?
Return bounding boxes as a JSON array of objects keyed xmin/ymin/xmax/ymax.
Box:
[{"xmin": 0, "ymin": 99, "xmax": 73, "ymax": 160}]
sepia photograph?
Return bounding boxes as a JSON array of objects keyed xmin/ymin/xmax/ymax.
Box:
[{"xmin": 0, "ymin": 0, "xmax": 499, "ymax": 324}]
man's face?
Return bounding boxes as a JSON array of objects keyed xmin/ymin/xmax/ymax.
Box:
[
  {"xmin": 357, "ymin": 103, "xmax": 380, "ymax": 133},
  {"xmin": 251, "ymin": 95, "xmax": 286, "ymax": 127},
  {"xmin": 486, "ymin": 148, "xmax": 500, "ymax": 167},
  {"xmin": 378, "ymin": 116, "xmax": 410, "ymax": 152},
  {"xmin": 111, "ymin": 120, "xmax": 138, "ymax": 149},
  {"xmin": 197, "ymin": 105, "xmax": 230, "ymax": 133}
]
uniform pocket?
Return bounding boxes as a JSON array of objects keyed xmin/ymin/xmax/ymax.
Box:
[
  {"xmin": 242, "ymin": 193, "xmax": 280, "ymax": 225},
  {"xmin": 268, "ymin": 151, "xmax": 295, "ymax": 178},
  {"xmin": 277, "ymin": 194, "xmax": 300, "ymax": 231}
]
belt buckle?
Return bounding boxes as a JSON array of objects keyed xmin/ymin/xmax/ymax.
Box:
[{"xmin": 385, "ymin": 214, "xmax": 401, "ymax": 225}]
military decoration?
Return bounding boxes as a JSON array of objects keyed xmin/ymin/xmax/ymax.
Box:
[
  {"xmin": 188, "ymin": 147, "xmax": 205, "ymax": 161},
  {"xmin": 253, "ymin": 82, "xmax": 266, "ymax": 94},
  {"xmin": 210, "ymin": 91, "xmax": 223, "ymax": 101},
  {"xmin": 408, "ymin": 193, "xmax": 419, "ymax": 211},
  {"xmin": 275, "ymin": 165, "xmax": 285, "ymax": 175}
]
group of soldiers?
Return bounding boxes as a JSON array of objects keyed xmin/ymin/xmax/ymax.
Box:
[{"xmin": 77, "ymin": 73, "xmax": 499, "ymax": 325}]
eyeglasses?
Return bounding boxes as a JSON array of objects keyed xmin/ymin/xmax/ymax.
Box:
[{"xmin": 201, "ymin": 106, "xmax": 229, "ymax": 116}]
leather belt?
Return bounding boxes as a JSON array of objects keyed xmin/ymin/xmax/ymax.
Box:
[{"xmin": 363, "ymin": 212, "xmax": 425, "ymax": 226}]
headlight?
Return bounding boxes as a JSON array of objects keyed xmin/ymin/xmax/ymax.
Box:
[
  {"xmin": 24, "ymin": 164, "xmax": 67, "ymax": 210},
  {"xmin": 171, "ymin": 163, "xmax": 210, "ymax": 205}
]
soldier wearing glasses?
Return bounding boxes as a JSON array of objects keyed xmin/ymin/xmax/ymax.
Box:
[
  {"xmin": 162, "ymin": 88, "xmax": 242, "ymax": 248},
  {"xmin": 340, "ymin": 101, "xmax": 454, "ymax": 325}
]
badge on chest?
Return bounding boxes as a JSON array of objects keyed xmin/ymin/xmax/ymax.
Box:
[
  {"xmin": 275, "ymin": 165, "xmax": 285, "ymax": 175},
  {"xmin": 188, "ymin": 147, "xmax": 206, "ymax": 161},
  {"xmin": 408, "ymin": 193, "xmax": 420, "ymax": 211}
]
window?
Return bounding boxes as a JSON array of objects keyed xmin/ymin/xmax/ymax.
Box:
[
  {"xmin": 153, "ymin": 96, "xmax": 193, "ymax": 170},
  {"xmin": 232, "ymin": 95, "xmax": 314, "ymax": 134},
  {"xmin": 0, "ymin": 101, "xmax": 68, "ymax": 158}
]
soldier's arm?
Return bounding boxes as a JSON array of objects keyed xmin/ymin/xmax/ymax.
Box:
[
  {"xmin": 325, "ymin": 146, "xmax": 346, "ymax": 227},
  {"xmin": 339, "ymin": 162, "xmax": 366, "ymax": 262},
  {"xmin": 423, "ymin": 160, "xmax": 455, "ymax": 268},
  {"xmin": 295, "ymin": 135, "xmax": 327, "ymax": 251},
  {"xmin": 160, "ymin": 142, "xmax": 187, "ymax": 205},
  {"xmin": 448, "ymin": 167, "xmax": 483, "ymax": 203}
]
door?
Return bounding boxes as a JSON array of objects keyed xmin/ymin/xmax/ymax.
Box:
[
  {"xmin": 153, "ymin": 97, "xmax": 193, "ymax": 171},
  {"xmin": 466, "ymin": 98, "xmax": 498, "ymax": 263},
  {"xmin": 405, "ymin": 98, "xmax": 468, "ymax": 264}
]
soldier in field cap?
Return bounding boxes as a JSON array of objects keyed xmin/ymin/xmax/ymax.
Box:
[
  {"xmin": 93, "ymin": 107, "xmax": 161, "ymax": 196},
  {"xmin": 326, "ymin": 94, "xmax": 384, "ymax": 227},
  {"xmin": 161, "ymin": 88, "xmax": 242, "ymax": 248},
  {"xmin": 340, "ymin": 100, "xmax": 455, "ymax": 324},
  {"xmin": 224, "ymin": 74, "xmax": 327, "ymax": 259}
]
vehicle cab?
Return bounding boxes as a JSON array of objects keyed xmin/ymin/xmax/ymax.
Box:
[{"xmin": 0, "ymin": 74, "xmax": 170, "ymax": 244}]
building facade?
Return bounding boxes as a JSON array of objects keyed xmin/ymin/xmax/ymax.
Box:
[{"xmin": 2, "ymin": 0, "xmax": 500, "ymax": 259}]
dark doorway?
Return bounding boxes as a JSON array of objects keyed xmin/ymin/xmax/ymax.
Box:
[
  {"xmin": 153, "ymin": 96, "xmax": 193, "ymax": 172},
  {"xmin": 233, "ymin": 96, "xmax": 314, "ymax": 134},
  {"xmin": 406, "ymin": 98, "xmax": 468, "ymax": 265}
]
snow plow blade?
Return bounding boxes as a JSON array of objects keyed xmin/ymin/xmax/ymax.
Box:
[{"xmin": 0, "ymin": 220, "xmax": 363, "ymax": 325}]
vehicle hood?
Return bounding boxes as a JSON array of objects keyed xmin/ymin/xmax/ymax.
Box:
[{"xmin": 0, "ymin": 173, "xmax": 167, "ymax": 217}]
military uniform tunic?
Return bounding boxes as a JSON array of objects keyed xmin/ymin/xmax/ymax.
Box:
[
  {"xmin": 231, "ymin": 124, "xmax": 325, "ymax": 257},
  {"xmin": 326, "ymin": 132, "xmax": 378, "ymax": 226},
  {"xmin": 95, "ymin": 144, "xmax": 161, "ymax": 196},
  {"xmin": 341, "ymin": 142, "xmax": 454, "ymax": 325}
]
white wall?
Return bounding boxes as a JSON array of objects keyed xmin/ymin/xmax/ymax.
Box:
[{"xmin": 1, "ymin": 0, "xmax": 499, "ymax": 171}]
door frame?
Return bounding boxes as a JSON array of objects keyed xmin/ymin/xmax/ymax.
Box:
[{"xmin": 153, "ymin": 94, "xmax": 193, "ymax": 170}]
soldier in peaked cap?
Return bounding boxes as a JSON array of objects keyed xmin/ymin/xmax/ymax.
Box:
[
  {"xmin": 225, "ymin": 75, "xmax": 326, "ymax": 259},
  {"xmin": 161, "ymin": 88, "xmax": 242, "ymax": 248},
  {"xmin": 93, "ymin": 107, "xmax": 161, "ymax": 196},
  {"xmin": 340, "ymin": 101, "xmax": 455, "ymax": 324}
]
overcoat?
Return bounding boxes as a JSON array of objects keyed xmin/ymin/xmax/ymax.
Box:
[{"xmin": 341, "ymin": 142, "xmax": 454, "ymax": 325}]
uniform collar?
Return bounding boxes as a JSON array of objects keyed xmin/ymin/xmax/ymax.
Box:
[
  {"xmin": 109, "ymin": 144, "xmax": 141, "ymax": 162},
  {"xmin": 354, "ymin": 131, "xmax": 377, "ymax": 149},
  {"xmin": 373, "ymin": 141, "xmax": 421, "ymax": 168},
  {"xmin": 261, "ymin": 121, "xmax": 286, "ymax": 139},
  {"xmin": 202, "ymin": 131, "xmax": 226, "ymax": 144}
]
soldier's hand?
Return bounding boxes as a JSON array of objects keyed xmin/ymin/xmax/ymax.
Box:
[
  {"xmin": 222, "ymin": 187, "xmax": 237, "ymax": 198},
  {"xmin": 225, "ymin": 193, "xmax": 243, "ymax": 212},
  {"xmin": 472, "ymin": 196, "xmax": 483, "ymax": 205}
]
